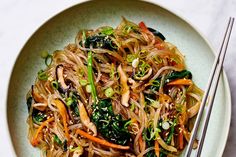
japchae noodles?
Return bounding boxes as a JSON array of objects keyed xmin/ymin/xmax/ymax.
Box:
[{"xmin": 26, "ymin": 17, "xmax": 203, "ymax": 157}]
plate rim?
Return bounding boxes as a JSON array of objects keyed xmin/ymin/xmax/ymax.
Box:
[{"xmin": 5, "ymin": 0, "xmax": 232, "ymax": 156}]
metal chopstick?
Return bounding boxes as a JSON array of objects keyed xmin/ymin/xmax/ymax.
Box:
[
  {"xmin": 195, "ymin": 17, "xmax": 234, "ymax": 157},
  {"xmin": 184, "ymin": 17, "xmax": 234, "ymax": 157}
]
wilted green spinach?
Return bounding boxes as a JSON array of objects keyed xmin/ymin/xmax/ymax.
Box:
[{"xmin": 91, "ymin": 99, "xmax": 131, "ymax": 145}]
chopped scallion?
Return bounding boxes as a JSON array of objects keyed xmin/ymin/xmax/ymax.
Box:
[
  {"xmin": 40, "ymin": 51, "xmax": 49, "ymax": 59},
  {"xmin": 126, "ymin": 54, "xmax": 136, "ymax": 63},
  {"xmin": 100, "ymin": 27, "xmax": 114, "ymax": 35},
  {"xmin": 66, "ymin": 97, "xmax": 73, "ymax": 106},
  {"xmin": 45, "ymin": 54, "xmax": 53, "ymax": 67},
  {"xmin": 110, "ymin": 63, "xmax": 115, "ymax": 79},
  {"xmin": 37, "ymin": 70, "xmax": 48, "ymax": 81},
  {"xmin": 79, "ymin": 79, "xmax": 87, "ymax": 86},
  {"xmin": 87, "ymin": 51, "xmax": 98, "ymax": 103},
  {"xmin": 105, "ymin": 87, "xmax": 114, "ymax": 98},
  {"xmin": 51, "ymin": 80, "xmax": 59, "ymax": 90},
  {"xmin": 86, "ymin": 84, "xmax": 92, "ymax": 93},
  {"xmin": 82, "ymin": 30, "xmax": 86, "ymax": 45},
  {"xmin": 130, "ymin": 103, "xmax": 135, "ymax": 112}
]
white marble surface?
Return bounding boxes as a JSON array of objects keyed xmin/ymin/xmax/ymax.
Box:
[{"xmin": 0, "ymin": 0, "xmax": 235, "ymax": 156}]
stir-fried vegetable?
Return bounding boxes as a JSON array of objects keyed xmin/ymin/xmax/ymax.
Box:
[
  {"xmin": 26, "ymin": 96, "xmax": 33, "ymax": 112},
  {"xmin": 87, "ymin": 51, "xmax": 98, "ymax": 103},
  {"xmin": 31, "ymin": 117, "xmax": 54, "ymax": 146},
  {"xmin": 52, "ymin": 99, "xmax": 70, "ymax": 141},
  {"xmin": 150, "ymin": 70, "xmax": 192, "ymax": 91},
  {"xmin": 104, "ymin": 87, "xmax": 114, "ymax": 98},
  {"xmin": 32, "ymin": 110, "xmax": 47, "ymax": 124},
  {"xmin": 78, "ymin": 100, "xmax": 97, "ymax": 136},
  {"xmin": 166, "ymin": 119, "xmax": 177, "ymax": 144},
  {"xmin": 51, "ymin": 80, "xmax": 59, "ymax": 90},
  {"xmin": 40, "ymin": 51, "xmax": 49, "ymax": 59},
  {"xmin": 37, "ymin": 70, "xmax": 48, "ymax": 81},
  {"xmin": 76, "ymin": 129, "xmax": 130, "ymax": 150},
  {"xmin": 88, "ymin": 51, "xmax": 130, "ymax": 145},
  {"xmin": 91, "ymin": 99, "xmax": 131, "ymax": 145},
  {"xmin": 147, "ymin": 27, "xmax": 166, "ymax": 41},
  {"xmin": 84, "ymin": 35, "xmax": 117, "ymax": 51},
  {"xmin": 45, "ymin": 54, "xmax": 53, "ymax": 67},
  {"xmin": 54, "ymin": 135, "xmax": 62, "ymax": 145},
  {"xmin": 100, "ymin": 26, "xmax": 114, "ymax": 36},
  {"xmin": 167, "ymin": 78, "xmax": 193, "ymax": 86},
  {"xmin": 66, "ymin": 91, "xmax": 80, "ymax": 116}
]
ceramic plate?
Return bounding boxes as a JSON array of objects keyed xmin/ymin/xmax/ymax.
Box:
[{"xmin": 7, "ymin": 0, "xmax": 231, "ymax": 156}]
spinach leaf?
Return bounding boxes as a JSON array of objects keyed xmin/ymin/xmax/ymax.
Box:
[
  {"xmin": 84, "ymin": 35, "xmax": 117, "ymax": 51},
  {"xmin": 70, "ymin": 102, "xmax": 79, "ymax": 117},
  {"xmin": 143, "ymin": 127, "xmax": 156, "ymax": 157},
  {"xmin": 150, "ymin": 70, "xmax": 192, "ymax": 91},
  {"xmin": 32, "ymin": 109, "xmax": 47, "ymax": 124},
  {"xmin": 166, "ymin": 70, "xmax": 192, "ymax": 82},
  {"xmin": 63, "ymin": 140, "xmax": 68, "ymax": 152},
  {"xmin": 148, "ymin": 27, "xmax": 166, "ymax": 41},
  {"xmin": 91, "ymin": 99, "xmax": 131, "ymax": 145},
  {"xmin": 66, "ymin": 91, "xmax": 80, "ymax": 117},
  {"xmin": 166, "ymin": 118, "xmax": 177, "ymax": 144},
  {"xmin": 27, "ymin": 96, "xmax": 33, "ymax": 112},
  {"xmin": 54, "ymin": 135, "xmax": 62, "ymax": 145}
]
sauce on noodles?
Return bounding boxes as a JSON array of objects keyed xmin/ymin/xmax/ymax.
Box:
[{"xmin": 26, "ymin": 17, "xmax": 203, "ymax": 157}]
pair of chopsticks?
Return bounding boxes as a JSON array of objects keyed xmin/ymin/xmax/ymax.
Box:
[{"xmin": 184, "ymin": 17, "xmax": 234, "ymax": 157}]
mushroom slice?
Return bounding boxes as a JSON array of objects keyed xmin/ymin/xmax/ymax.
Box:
[
  {"xmin": 32, "ymin": 85, "xmax": 46, "ymax": 103},
  {"xmin": 56, "ymin": 64, "xmax": 69, "ymax": 91},
  {"xmin": 78, "ymin": 100, "xmax": 97, "ymax": 136},
  {"xmin": 118, "ymin": 65, "xmax": 130, "ymax": 107}
]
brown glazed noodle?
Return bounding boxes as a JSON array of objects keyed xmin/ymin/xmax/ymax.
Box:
[{"xmin": 26, "ymin": 18, "xmax": 203, "ymax": 157}]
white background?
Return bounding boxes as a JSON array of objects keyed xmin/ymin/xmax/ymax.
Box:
[{"xmin": 0, "ymin": 0, "xmax": 235, "ymax": 156}]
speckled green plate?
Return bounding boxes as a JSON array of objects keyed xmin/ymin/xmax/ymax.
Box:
[{"xmin": 7, "ymin": 0, "xmax": 231, "ymax": 156}]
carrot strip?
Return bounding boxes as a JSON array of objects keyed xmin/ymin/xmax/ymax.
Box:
[
  {"xmin": 167, "ymin": 79, "xmax": 193, "ymax": 86},
  {"xmin": 154, "ymin": 140, "xmax": 160, "ymax": 157},
  {"xmin": 179, "ymin": 131, "xmax": 184, "ymax": 150},
  {"xmin": 76, "ymin": 129, "xmax": 130, "ymax": 150},
  {"xmin": 138, "ymin": 135, "xmax": 144, "ymax": 152},
  {"xmin": 53, "ymin": 99, "xmax": 70, "ymax": 141},
  {"xmin": 31, "ymin": 117, "xmax": 54, "ymax": 146}
]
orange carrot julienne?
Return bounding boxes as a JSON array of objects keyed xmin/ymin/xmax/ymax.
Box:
[
  {"xmin": 179, "ymin": 125, "xmax": 184, "ymax": 150},
  {"xmin": 31, "ymin": 117, "xmax": 54, "ymax": 146},
  {"xmin": 76, "ymin": 129, "xmax": 130, "ymax": 150},
  {"xmin": 154, "ymin": 140, "xmax": 160, "ymax": 157},
  {"xmin": 138, "ymin": 135, "xmax": 144, "ymax": 152},
  {"xmin": 53, "ymin": 99, "xmax": 70, "ymax": 141},
  {"xmin": 167, "ymin": 79, "xmax": 193, "ymax": 86}
]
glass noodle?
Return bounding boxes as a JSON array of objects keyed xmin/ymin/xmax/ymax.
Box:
[{"xmin": 26, "ymin": 17, "xmax": 203, "ymax": 157}]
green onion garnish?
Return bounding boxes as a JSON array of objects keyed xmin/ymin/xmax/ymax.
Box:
[
  {"xmin": 105, "ymin": 87, "xmax": 114, "ymax": 98},
  {"xmin": 37, "ymin": 70, "xmax": 48, "ymax": 81},
  {"xmin": 87, "ymin": 51, "xmax": 98, "ymax": 103},
  {"xmin": 51, "ymin": 80, "xmax": 59, "ymax": 90},
  {"xmin": 79, "ymin": 79, "xmax": 87, "ymax": 86},
  {"xmin": 86, "ymin": 84, "xmax": 92, "ymax": 93},
  {"xmin": 126, "ymin": 54, "xmax": 136, "ymax": 63},
  {"xmin": 100, "ymin": 27, "xmax": 114, "ymax": 35},
  {"xmin": 40, "ymin": 51, "xmax": 49, "ymax": 59},
  {"xmin": 66, "ymin": 97, "xmax": 73, "ymax": 106},
  {"xmin": 45, "ymin": 55, "xmax": 53, "ymax": 67}
]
